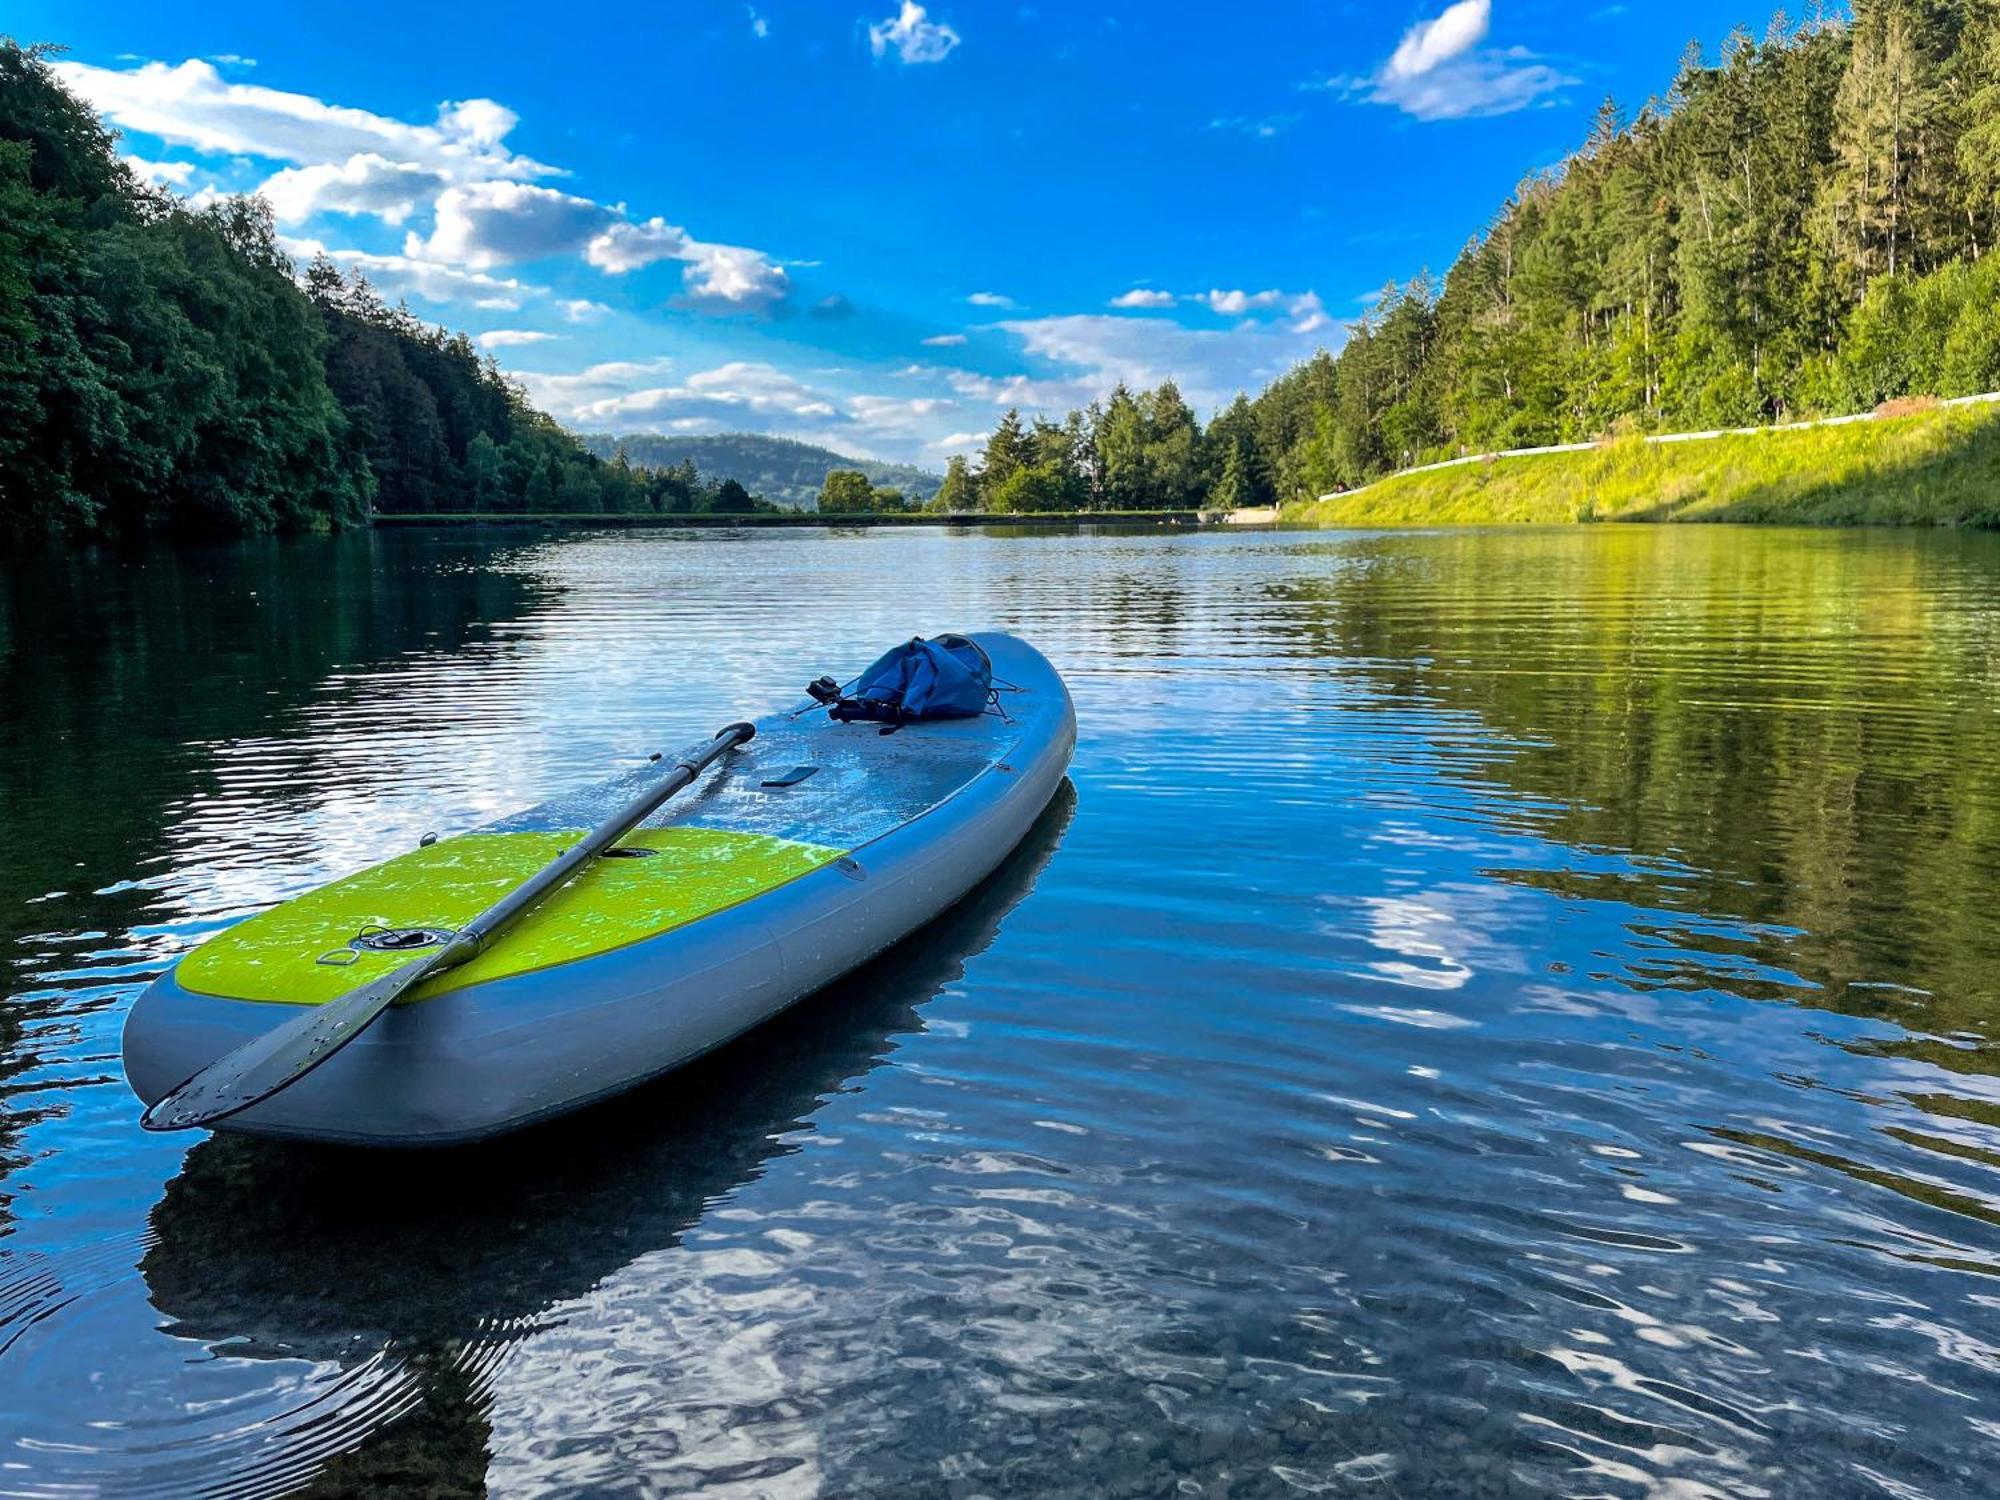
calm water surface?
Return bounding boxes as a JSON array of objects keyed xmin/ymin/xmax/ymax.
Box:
[{"xmin": 4, "ymin": 524, "xmax": 2000, "ymax": 1498}]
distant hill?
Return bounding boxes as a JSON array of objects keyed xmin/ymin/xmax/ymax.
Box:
[{"xmin": 578, "ymin": 433, "xmax": 942, "ymax": 510}]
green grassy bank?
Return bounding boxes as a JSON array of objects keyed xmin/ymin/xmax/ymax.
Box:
[
  {"xmin": 372, "ymin": 509, "xmax": 1211, "ymax": 529},
  {"xmin": 1284, "ymin": 405, "xmax": 2000, "ymax": 529}
]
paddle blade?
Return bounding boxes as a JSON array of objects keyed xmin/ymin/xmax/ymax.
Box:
[{"xmin": 140, "ymin": 953, "xmax": 438, "ymax": 1132}]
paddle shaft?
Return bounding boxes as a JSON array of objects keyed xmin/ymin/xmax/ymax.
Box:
[
  {"xmin": 429, "ymin": 720, "xmax": 757, "ymax": 972},
  {"xmin": 140, "ymin": 720, "xmax": 756, "ymax": 1132}
]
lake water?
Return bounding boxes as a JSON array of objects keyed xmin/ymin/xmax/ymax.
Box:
[{"xmin": 4, "ymin": 523, "xmax": 2000, "ymax": 1498}]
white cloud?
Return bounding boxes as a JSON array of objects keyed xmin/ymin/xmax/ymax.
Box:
[
  {"xmin": 678, "ymin": 241, "xmax": 791, "ymax": 308},
  {"xmin": 411, "ymin": 180, "xmax": 615, "ymax": 268},
  {"xmin": 933, "ymin": 432, "xmax": 989, "ymax": 452},
  {"xmin": 523, "ymin": 360, "xmax": 839, "ymax": 433},
  {"xmin": 559, "ymin": 298, "xmax": 611, "ymax": 323},
  {"xmin": 475, "ymin": 329, "xmax": 560, "ymax": 349},
  {"xmin": 681, "ymin": 362, "xmax": 835, "ymax": 413},
  {"xmin": 1287, "ymin": 291, "xmax": 1335, "ymax": 334},
  {"xmin": 122, "ymin": 155, "xmax": 194, "ymax": 186},
  {"xmin": 850, "ymin": 394, "xmax": 954, "ymax": 435},
  {"xmin": 746, "ymin": 4, "xmax": 770, "ymax": 37},
  {"xmin": 1369, "ymin": 52, "xmax": 1572, "ymax": 120},
  {"xmin": 53, "ymin": 58, "xmax": 553, "ymax": 179},
  {"xmin": 1387, "ymin": 0, "xmax": 1489, "ymax": 78},
  {"xmin": 967, "ymin": 291, "xmax": 1015, "ymax": 308},
  {"xmin": 998, "ymin": 316, "xmax": 1221, "ymax": 396},
  {"xmin": 60, "ymin": 57, "xmax": 797, "ymax": 317},
  {"xmin": 412, "ymin": 191, "xmax": 784, "ymax": 309},
  {"xmin": 511, "ymin": 358, "xmax": 672, "ymax": 405},
  {"xmin": 583, "ymin": 221, "xmax": 787, "ymax": 306},
  {"xmin": 1205, "ymin": 114, "xmax": 1298, "ymax": 139},
  {"xmin": 584, "ymin": 216, "xmax": 689, "ymax": 273},
  {"xmin": 1107, "ymin": 286, "xmax": 1325, "ymax": 323},
  {"xmin": 921, "ymin": 332, "xmax": 969, "ymax": 347},
  {"xmin": 281, "ymin": 236, "xmax": 540, "ymax": 310},
  {"xmin": 869, "ymin": 3, "xmax": 962, "ymax": 64},
  {"xmin": 1319, "ymin": 0, "xmax": 1574, "ymax": 120},
  {"xmin": 927, "ymin": 364, "xmax": 1099, "ymax": 412},
  {"xmin": 435, "ymin": 98, "xmax": 518, "ymax": 149},
  {"xmin": 1200, "ymin": 288, "xmax": 1284, "ymax": 315},
  {"xmin": 207, "ymin": 53, "xmax": 256, "ymax": 68},
  {"xmin": 508, "ymin": 358, "xmax": 955, "ymax": 460},
  {"xmin": 261, "ymin": 152, "xmax": 445, "ymax": 224},
  {"xmin": 939, "ymin": 307, "xmax": 1344, "ymax": 421}
]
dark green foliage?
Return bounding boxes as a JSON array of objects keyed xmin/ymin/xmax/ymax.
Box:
[
  {"xmin": 944, "ymin": 382, "xmax": 1253, "ymax": 514},
  {"xmin": 0, "ymin": 41, "xmax": 128, "ymax": 200},
  {"xmin": 1141, "ymin": 382, "xmax": 1201, "ymax": 507},
  {"xmin": 291, "ymin": 256, "xmax": 667, "ymax": 520},
  {"xmin": 0, "ymin": 44, "xmax": 373, "ymax": 539},
  {"xmin": 928, "ymin": 454, "xmax": 976, "ymax": 512},
  {"xmin": 980, "ymin": 408, "xmax": 1033, "ymax": 491},
  {"xmin": 817, "ymin": 469, "xmax": 877, "ymax": 513},
  {"xmin": 985, "ymin": 461, "xmax": 1077, "ymax": 513},
  {"xmin": 0, "ymin": 43, "xmax": 668, "ymax": 541},
  {"xmin": 815, "ymin": 468, "xmax": 913, "ymax": 513},
  {"xmin": 1203, "ymin": 394, "xmax": 1273, "ymax": 509}
]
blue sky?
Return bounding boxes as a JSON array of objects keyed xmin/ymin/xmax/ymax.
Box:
[{"xmin": 25, "ymin": 1, "xmax": 1754, "ymax": 466}]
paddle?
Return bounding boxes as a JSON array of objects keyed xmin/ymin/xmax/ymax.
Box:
[{"xmin": 141, "ymin": 720, "xmax": 757, "ymax": 1133}]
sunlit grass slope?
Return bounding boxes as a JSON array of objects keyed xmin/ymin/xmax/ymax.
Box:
[{"xmin": 1286, "ymin": 405, "xmax": 2000, "ymax": 528}]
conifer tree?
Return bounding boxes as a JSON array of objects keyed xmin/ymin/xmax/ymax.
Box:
[
  {"xmin": 931, "ymin": 453, "xmax": 977, "ymax": 512},
  {"xmin": 1822, "ymin": 1, "xmax": 1935, "ymax": 293},
  {"xmin": 980, "ymin": 408, "xmax": 1031, "ymax": 489},
  {"xmin": 1094, "ymin": 385, "xmax": 1149, "ymax": 508}
]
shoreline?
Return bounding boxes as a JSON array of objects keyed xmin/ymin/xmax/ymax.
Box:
[{"xmin": 370, "ymin": 508, "xmax": 1226, "ymax": 530}]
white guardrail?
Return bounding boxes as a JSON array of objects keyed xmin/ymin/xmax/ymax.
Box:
[{"xmin": 1315, "ymin": 390, "xmax": 2000, "ymax": 504}]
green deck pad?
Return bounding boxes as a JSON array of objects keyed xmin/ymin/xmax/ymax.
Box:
[{"xmin": 177, "ymin": 827, "xmax": 846, "ymax": 1006}]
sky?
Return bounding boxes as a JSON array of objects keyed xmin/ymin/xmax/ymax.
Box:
[{"xmin": 23, "ymin": 1, "xmax": 1760, "ymax": 468}]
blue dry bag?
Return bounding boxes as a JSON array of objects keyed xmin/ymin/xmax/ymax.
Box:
[{"xmin": 826, "ymin": 635, "xmax": 992, "ymax": 723}]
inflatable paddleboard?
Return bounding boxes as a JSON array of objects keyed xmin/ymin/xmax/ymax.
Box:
[{"xmin": 122, "ymin": 632, "xmax": 1074, "ymax": 1145}]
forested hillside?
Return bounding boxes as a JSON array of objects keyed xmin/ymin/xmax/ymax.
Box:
[
  {"xmin": 580, "ymin": 433, "xmax": 940, "ymax": 510},
  {"xmin": 304, "ymin": 260, "xmax": 769, "ymax": 518},
  {"xmin": 0, "ymin": 43, "xmax": 769, "ymax": 541},
  {"xmin": 947, "ymin": 1, "xmax": 2000, "ymax": 513}
]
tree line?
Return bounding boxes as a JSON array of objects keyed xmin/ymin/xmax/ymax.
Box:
[
  {"xmin": 304, "ymin": 258, "xmax": 766, "ymax": 519},
  {"xmin": 0, "ymin": 42, "xmax": 768, "ymax": 542},
  {"xmin": 942, "ymin": 1, "xmax": 2000, "ymax": 512},
  {"xmin": 934, "ymin": 384, "xmax": 1248, "ymax": 514},
  {"xmin": 816, "ymin": 469, "xmax": 919, "ymax": 513},
  {"xmin": 17, "ymin": 3, "xmax": 2000, "ymax": 535}
]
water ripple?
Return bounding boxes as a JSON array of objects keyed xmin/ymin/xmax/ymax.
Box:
[{"xmin": 2, "ymin": 526, "xmax": 2000, "ymax": 1496}]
